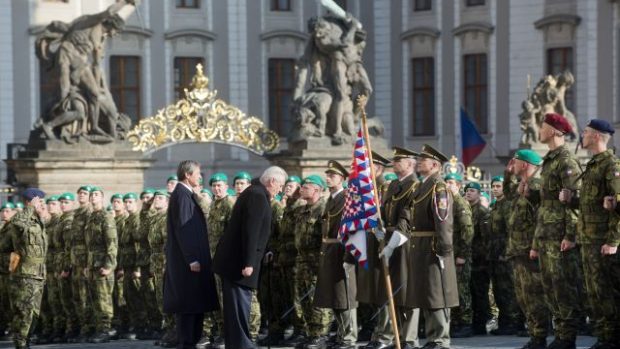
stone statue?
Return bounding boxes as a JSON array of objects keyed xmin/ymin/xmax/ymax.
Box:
[
  {"xmin": 291, "ymin": 0, "xmax": 378, "ymax": 145},
  {"xmin": 519, "ymin": 71, "xmax": 578, "ymax": 148},
  {"xmin": 34, "ymin": 0, "xmax": 137, "ymax": 144}
]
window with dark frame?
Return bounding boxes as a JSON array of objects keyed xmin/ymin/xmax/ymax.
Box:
[
  {"xmin": 547, "ymin": 47, "xmax": 575, "ymax": 112},
  {"xmin": 463, "ymin": 54, "xmax": 488, "ymax": 134},
  {"xmin": 176, "ymin": 0, "xmax": 200, "ymax": 9},
  {"xmin": 466, "ymin": 0, "xmax": 485, "ymax": 6},
  {"xmin": 411, "ymin": 57, "xmax": 435, "ymax": 136},
  {"xmin": 268, "ymin": 59, "xmax": 295, "ymax": 136},
  {"xmin": 271, "ymin": 0, "xmax": 291, "ymax": 11},
  {"xmin": 414, "ymin": 0, "xmax": 432, "ymax": 12},
  {"xmin": 174, "ymin": 57, "xmax": 205, "ymax": 101},
  {"xmin": 110, "ymin": 56, "xmax": 141, "ymax": 124},
  {"xmin": 39, "ymin": 63, "xmax": 60, "ymax": 115}
]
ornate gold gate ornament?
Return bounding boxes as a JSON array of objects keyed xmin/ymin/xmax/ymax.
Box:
[{"xmin": 127, "ymin": 64, "xmax": 279, "ymax": 155}]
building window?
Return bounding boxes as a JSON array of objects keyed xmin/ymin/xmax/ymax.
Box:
[
  {"xmin": 176, "ymin": 0, "xmax": 199, "ymax": 9},
  {"xmin": 174, "ymin": 57, "xmax": 205, "ymax": 101},
  {"xmin": 466, "ymin": 0, "xmax": 485, "ymax": 6},
  {"xmin": 110, "ymin": 56, "xmax": 141, "ymax": 123},
  {"xmin": 414, "ymin": 0, "xmax": 432, "ymax": 11},
  {"xmin": 39, "ymin": 63, "xmax": 59, "ymax": 115},
  {"xmin": 463, "ymin": 54, "xmax": 488, "ymax": 134},
  {"xmin": 411, "ymin": 58, "xmax": 435, "ymax": 136},
  {"xmin": 271, "ymin": 0, "xmax": 291, "ymax": 11},
  {"xmin": 268, "ymin": 59, "xmax": 295, "ymax": 136},
  {"xmin": 547, "ymin": 47, "xmax": 575, "ymax": 111}
]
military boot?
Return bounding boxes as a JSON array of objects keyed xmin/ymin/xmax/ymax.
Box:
[
  {"xmin": 304, "ymin": 336, "xmax": 327, "ymax": 349},
  {"xmin": 89, "ymin": 331, "xmax": 111, "ymax": 343},
  {"xmin": 521, "ymin": 337, "xmax": 546, "ymax": 349},
  {"xmin": 547, "ymin": 338, "xmax": 576, "ymax": 349}
]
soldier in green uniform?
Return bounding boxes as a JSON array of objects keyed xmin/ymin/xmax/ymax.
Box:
[
  {"xmin": 444, "ymin": 173, "xmax": 474, "ymax": 338},
  {"xmin": 15, "ymin": 202, "xmax": 24, "ymax": 212},
  {"xmin": 293, "ymin": 175, "xmax": 331, "ymax": 349},
  {"xmin": 505, "ymin": 149, "xmax": 550, "ymax": 349},
  {"xmin": 118, "ymin": 192, "xmax": 141, "ymax": 340},
  {"xmin": 148, "ymin": 190, "xmax": 170, "ymax": 346},
  {"xmin": 403, "ymin": 145, "xmax": 457, "ymax": 349},
  {"xmin": 197, "ymin": 188, "xmax": 213, "ymax": 223},
  {"xmin": 57, "ymin": 193, "xmax": 78, "ymax": 342},
  {"xmin": 464, "ymin": 181, "xmax": 491, "ymax": 335},
  {"xmin": 167, "ymin": 175, "xmax": 178, "ymax": 194},
  {"xmin": 562, "ymin": 119, "xmax": 620, "ymax": 348},
  {"xmin": 0, "ymin": 202, "xmax": 16, "ymax": 339},
  {"xmin": 233, "ymin": 171, "xmax": 252, "ymax": 195},
  {"xmin": 0, "ymin": 188, "xmax": 49, "ymax": 349},
  {"xmin": 314, "ymin": 161, "xmax": 358, "ymax": 349},
  {"xmin": 67, "ymin": 185, "xmax": 94, "ymax": 342},
  {"xmin": 529, "ymin": 113, "xmax": 582, "ymax": 349},
  {"xmin": 85, "ymin": 187, "xmax": 118, "ymax": 343},
  {"xmin": 487, "ymin": 176, "xmax": 522, "ymax": 335},
  {"xmin": 198, "ymin": 173, "xmax": 234, "ymax": 349},
  {"xmin": 109, "ymin": 193, "xmax": 129, "ymax": 338}
]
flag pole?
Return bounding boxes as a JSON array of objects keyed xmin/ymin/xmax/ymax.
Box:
[{"xmin": 356, "ymin": 95, "xmax": 401, "ymax": 349}]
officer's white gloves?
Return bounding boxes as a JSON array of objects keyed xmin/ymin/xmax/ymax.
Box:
[
  {"xmin": 374, "ymin": 228, "xmax": 386, "ymax": 241},
  {"xmin": 379, "ymin": 230, "xmax": 409, "ymax": 265}
]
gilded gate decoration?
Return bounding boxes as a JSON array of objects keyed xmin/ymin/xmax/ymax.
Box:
[{"xmin": 127, "ymin": 64, "xmax": 280, "ymax": 155}]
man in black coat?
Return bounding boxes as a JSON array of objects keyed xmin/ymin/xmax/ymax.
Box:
[
  {"xmin": 164, "ymin": 160, "xmax": 219, "ymax": 349},
  {"xmin": 212, "ymin": 166, "xmax": 288, "ymax": 349}
]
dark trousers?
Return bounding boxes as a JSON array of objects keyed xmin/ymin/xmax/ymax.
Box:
[
  {"xmin": 176, "ymin": 313, "xmax": 204, "ymax": 349},
  {"xmin": 222, "ymin": 277, "xmax": 254, "ymax": 349}
]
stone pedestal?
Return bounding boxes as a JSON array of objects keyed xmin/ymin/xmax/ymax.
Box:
[
  {"xmin": 268, "ymin": 136, "xmax": 390, "ymax": 178},
  {"xmin": 5, "ymin": 140, "xmax": 154, "ymax": 196}
]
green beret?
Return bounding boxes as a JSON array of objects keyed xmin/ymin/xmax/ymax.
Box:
[
  {"xmin": 234, "ymin": 171, "xmax": 252, "ymax": 182},
  {"xmin": 1, "ymin": 202, "xmax": 15, "ymax": 210},
  {"xmin": 154, "ymin": 190, "xmax": 170, "ymax": 197},
  {"xmin": 77, "ymin": 185, "xmax": 93, "ymax": 193},
  {"xmin": 141, "ymin": 189, "xmax": 155, "ymax": 198},
  {"xmin": 199, "ymin": 177, "xmax": 204, "ymax": 185},
  {"xmin": 514, "ymin": 149, "xmax": 543, "ymax": 166},
  {"xmin": 286, "ymin": 176, "xmax": 302, "ymax": 184},
  {"xmin": 444, "ymin": 173, "xmax": 463, "ymax": 182},
  {"xmin": 464, "ymin": 182, "xmax": 482, "ymax": 192},
  {"xmin": 59, "ymin": 192, "xmax": 75, "ymax": 201},
  {"xmin": 384, "ymin": 173, "xmax": 398, "ymax": 181},
  {"xmin": 15, "ymin": 202, "xmax": 24, "ymax": 209},
  {"xmin": 481, "ymin": 192, "xmax": 491, "ymax": 201},
  {"xmin": 491, "ymin": 176, "xmax": 504, "ymax": 184},
  {"xmin": 274, "ymin": 193, "xmax": 283, "ymax": 201},
  {"xmin": 46, "ymin": 195, "xmax": 59, "ymax": 204},
  {"xmin": 167, "ymin": 175, "xmax": 178, "ymax": 182},
  {"xmin": 302, "ymin": 175, "xmax": 326, "ymax": 189},
  {"xmin": 106, "ymin": 204, "xmax": 113, "ymax": 211},
  {"xmin": 123, "ymin": 193, "xmax": 138, "ymax": 201},
  {"xmin": 209, "ymin": 173, "xmax": 228, "ymax": 186},
  {"xmin": 226, "ymin": 188, "xmax": 236, "ymax": 196},
  {"xmin": 110, "ymin": 194, "xmax": 123, "ymax": 202},
  {"xmin": 90, "ymin": 186, "xmax": 103, "ymax": 194},
  {"xmin": 200, "ymin": 188, "xmax": 213, "ymax": 197}
]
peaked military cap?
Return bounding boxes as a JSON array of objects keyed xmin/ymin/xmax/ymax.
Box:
[
  {"xmin": 384, "ymin": 173, "xmax": 398, "ymax": 181},
  {"xmin": 491, "ymin": 175, "xmax": 504, "ymax": 184},
  {"xmin": 392, "ymin": 146, "xmax": 419, "ymax": 160},
  {"xmin": 325, "ymin": 160, "xmax": 349, "ymax": 178},
  {"xmin": 234, "ymin": 171, "xmax": 252, "ymax": 182},
  {"xmin": 123, "ymin": 192, "xmax": 138, "ymax": 201},
  {"xmin": 544, "ymin": 113, "xmax": 572, "ymax": 134},
  {"xmin": 372, "ymin": 151, "xmax": 391, "ymax": 167},
  {"xmin": 587, "ymin": 119, "xmax": 615, "ymax": 135},
  {"xmin": 286, "ymin": 176, "xmax": 302, "ymax": 184},
  {"xmin": 77, "ymin": 185, "xmax": 93, "ymax": 193},
  {"xmin": 418, "ymin": 144, "xmax": 449, "ymax": 164},
  {"xmin": 513, "ymin": 149, "xmax": 542, "ymax": 166},
  {"xmin": 59, "ymin": 192, "xmax": 76, "ymax": 201},
  {"xmin": 0, "ymin": 202, "xmax": 15, "ymax": 210},
  {"xmin": 110, "ymin": 194, "xmax": 123, "ymax": 202},
  {"xmin": 464, "ymin": 182, "xmax": 482, "ymax": 192},
  {"xmin": 444, "ymin": 173, "xmax": 463, "ymax": 182},
  {"xmin": 22, "ymin": 188, "xmax": 46, "ymax": 201},
  {"xmin": 167, "ymin": 175, "xmax": 178, "ymax": 182},
  {"xmin": 46, "ymin": 195, "xmax": 59, "ymax": 204},
  {"xmin": 209, "ymin": 172, "xmax": 228, "ymax": 186},
  {"xmin": 303, "ymin": 175, "xmax": 326, "ymax": 189}
]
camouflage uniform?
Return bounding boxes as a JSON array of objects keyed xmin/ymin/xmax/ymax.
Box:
[
  {"xmin": 58, "ymin": 210, "xmax": 77, "ymax": 337},
  {"xmin": 0, "ymin": 223, "xmax": 11, "ymax": 336},
  {"xmin": 85, "ymin": 208, "xmax": 118, "ymax": 335},
  {"xmin": 147, "ymin": 211, "xmax": 168, "ymax": 334},
  {"xmin": 69, "ymin": 205, "xmax": 94, "ymax": 337},
  {"xmin": 469, "ymin": 201, "xmax": 491, "ymax": 332},
  {"xmin": 574, "ymin": 149, "xmax": 620, "ymax": 344},
  {"xmin": 203, "ymin": 196, "xmax": 234, "ymax": 338},
  {"xmin": 43, "ymin": 213, "xmax": 66, "ymax": 339},
  {"xmin": 534, "ymin": 144, "xmax": 582, "ymax": 342},
  {"xmin": 0, "ymin": 206, "xmax": 47, "ymax": 348},
  {"xmin": 451, "ymin": 193, "xmax": 474, "ymax": 329},
  {"xmin": 293, "ymin": 198, "xmax": 332, "ymax": 338},
  {"xmin": 112, "ymin": 213, "xmax": 129, "ymax": 334},
  {"xmin": 119, "ymin": 211, "xmax": 141, "ymax": 334},
  {"xmin": 488, "ymin": 195, "xmax": 521, "ymax": 330},
  {"xmin": 135, "ymin": 207, "xmax": 161, "ymax": 333}
]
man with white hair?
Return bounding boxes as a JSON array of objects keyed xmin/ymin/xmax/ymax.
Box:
[{"xmin": 213, "ymin": 166, "xmax": 287, "ymax": 349}]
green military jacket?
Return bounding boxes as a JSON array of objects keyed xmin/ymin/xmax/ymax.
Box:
[
  {"xmin": 195, "ymin": 193, "xmax": 210, "ymax": 223},
  {"xmin": 294, "ymin": 197, "xmax": 326, "ymax": 265},
  {"xmin": 506, "ymin": 175, "xmax": 542, "ymax": 258},
  {"xmin": 0, "ymin": 206, "xmax": 47, "ymax": 280},
  {"xmin": 148, "ymin": 211, "xmax": 167, "ymax": 276},
  {"xmin": 575, "ymin": 149, "xmax": 620, "ymax": 246},
  {"xmin": 114, "ymin": 213, "xmax": 128, "ymax": 269},
  {"xmin": 58, "ymin": 210, "xmax": 75, "ymax": 272},
  {"xmin": 268, "ymin": 199, "xmax": 285, "ymax": 265},
  {"xmin": 207, "ymin": 196, "xmax": 234, "ymax": 255},
  {"xmin": 45, "ymin": 214, "xmax": 62, "ymax": 274},
  {"xmin": 534, "ymin": 144, "xmax": 582, "ymax": 248},
  {"xmin": 70, "ymin": 205, "xmax": 92, "ymax": 268},
  {"xmin": 277, "ymin": 198, "xmax": 304, "ymax": 265},
  {"xmin": 135, "ymin": 208, "xmax": 156, "ymax": 269},
  {"xmin": 470, "ymin": 201, "xmax": 490, "ymax": 265},
  {"xmin": 85, "ymin": 209, "xmax": 118, "ymax": 270},
  {"xmin": 0, "ymin": 223, "xmax": 9, "ymax": 274},
  {"xmin": 119, "ymin": 211, "xmax": 139, "ymax": 270},
  {"xmin": 453, "ymin": 193, "xmax": 474, "ymax": 260},
  {"xmin": 488, "ymin": 196, "xmax": 511, "ymax": 260}
]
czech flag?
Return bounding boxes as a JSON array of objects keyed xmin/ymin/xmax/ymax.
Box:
[{"xmin": 461, "ymin": 107, "xmax": 486, "ymax": 166}]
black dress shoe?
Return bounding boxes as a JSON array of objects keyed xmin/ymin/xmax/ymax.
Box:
[
  {"xmin": 208, "ymin": 336, "xmax": 225, "ymax": 349},
  {"xmin": 548, "ymin": 338, "xmax": 576, "ymax": 349},
  {"xmin": 361, "ymin": 340, "xmax": 390, "ymax": 349},
  {"xmin": 421, "ymin": 342, "xmax": 448, "ymax": 349},
  {"xmin": 304, "ymin": 336, "xmax": 328, "ymax": 349},
  {"xmin": 521, "ymin": 337, "xmax": 546, "ymax": 349}
]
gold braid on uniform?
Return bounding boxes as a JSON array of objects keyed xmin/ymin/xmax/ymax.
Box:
[
  {"xmin": 386, "ymin": 181, "xmax": 419, "ymax": 219},
  {"xmin": 325, "ymin": 205, "xmax": 345, "ymax": 230},
  {"xmin": 432, "ymin": 184, "xmax": 450, "ymax": 223}
]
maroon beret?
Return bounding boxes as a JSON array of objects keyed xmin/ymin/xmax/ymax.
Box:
[{"xmin": 544, "ymin": 113, "xmax": 573, "ymax": 134}]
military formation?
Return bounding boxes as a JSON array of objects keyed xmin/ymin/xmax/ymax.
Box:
[{"xmin": 0, "ymin": 113, "xmax": 620, "ymax": 349}]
